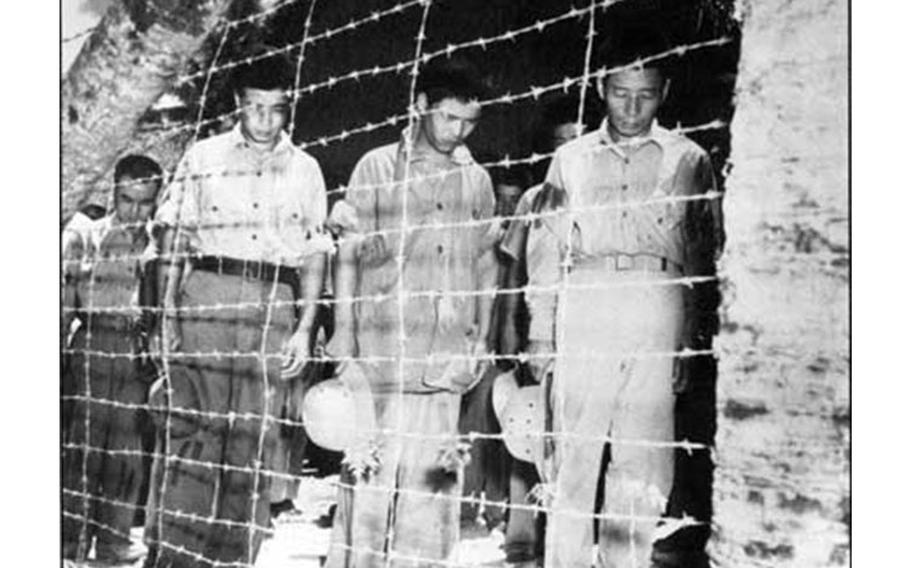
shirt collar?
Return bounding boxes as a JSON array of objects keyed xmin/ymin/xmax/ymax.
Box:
[
  {"xmin": 597, "ymin": 118, "xmax": 673, "ymax": 154},
  {"xmin": 229, "ymin": 123, "xmax": 295, "ymax": 156},
  {"xmin": 397, "ymin": 126, "xmax": 474, "ymax": 166}
]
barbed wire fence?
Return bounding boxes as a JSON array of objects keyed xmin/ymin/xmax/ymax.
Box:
[{"xmin": 60, "ymin": 0, "xmax": 749, "ymax": 566}]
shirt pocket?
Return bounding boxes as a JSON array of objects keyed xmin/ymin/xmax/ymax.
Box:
[
  {"xmin": 201, "ymin": 177, "xmax": 254, "ymax": 234},
  {"xmin": 275, "ymin": 198, "xmax": 309, "ymax": 246}
]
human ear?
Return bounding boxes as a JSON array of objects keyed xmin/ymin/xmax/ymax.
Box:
[
  {"xmin": 415, "ymin": 92, "xmax": 429, "ymax": 114},
  {"xmin": 661, "ymin": 79, "xmax": 671, "ymax": 103},
  {"xmin": 596, "ymin": 76, "xmax": 607, "ymax": 100}
]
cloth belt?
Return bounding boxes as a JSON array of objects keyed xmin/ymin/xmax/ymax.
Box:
[
  {"xmin": 598, "ymin": 253, "xmax": 682, "ymax": 273},
  {"xmin": 192, "ymin": 255, "xmax": 301, "ymax": 321}
]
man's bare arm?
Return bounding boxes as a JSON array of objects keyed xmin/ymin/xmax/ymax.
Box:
[
  {"xmin": 157, "ymin": 226, "xmax": 188, "ymax": 351},
  {"xmin": 296, "ymin": 252, "xmax": 327, "ymax": 338},
  {"xmin": 476, "ymin": 244, "xmax": 498, "ymax": 351},
  {"xmin": 324, "ymin": 199, "xmax": 363, "ymax": 361},
  {"xmin": 279, "ymin": 251, "xmax": 328, "ymax": 380},
  {"xmin": 319, "ymin": 230, "xmax": 360, "ymax": 369}
]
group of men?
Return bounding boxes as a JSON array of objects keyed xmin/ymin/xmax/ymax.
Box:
[{"xmin": 62, "ymin": 33, "xmax": 722, "ymax": 568}]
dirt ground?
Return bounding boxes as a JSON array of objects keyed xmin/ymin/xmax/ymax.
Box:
[{"xmin": 63, "ymin": 474, "xmax": 515, "ymax": 568}]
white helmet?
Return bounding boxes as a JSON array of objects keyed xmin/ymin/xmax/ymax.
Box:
[
  {"xmin": 302, "ymin": 363, "xmax": 376, "ymax": 452},
  {"xmin": 500, "ymin": 385, "xmax": 545, "ymax": 466},
  {"xmin": 491, "ymin": 368, "xmax": 519, "ymax": 423}
]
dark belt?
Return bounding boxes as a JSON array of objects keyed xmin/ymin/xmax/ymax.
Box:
[
  {"xmin": 193, "ymin": 255, "xmax": 298, "ymax": 289},
  {"xmin": 192, "ymin": 256, "xmax": 301, "ymax": 323}
]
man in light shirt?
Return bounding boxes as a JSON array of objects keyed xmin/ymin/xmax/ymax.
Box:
[
  {"xmin": 61, "ymin": 155, "xmax": 162, "ymax": 563},
  {"xmin": 324, "ymin": 59, "xmax": 499, "ymax": 567},
  {"xmin": 512, "ymin": 36, "xmax": 723, "ymax": 567},
  {"xmin": 145, "ymin": 48, "xmax": 331, "ymax": 567}
]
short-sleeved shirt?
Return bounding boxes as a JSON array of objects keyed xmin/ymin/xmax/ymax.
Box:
[
  {"xmin": 507, "ymin": 121, "xmax": 722, "ymax": 342},
  {"xmin": 62, "ymin": 214, "xmax": 152, "ymax": 322},
  {"xmin": 338, "ymin": 132, "xmax": 497, "ymax": 391},
  {"xmin": 156, "ymin": 124, "xmax": 331, "ymax": 265},
  {"xmin": 500, "ymin": 182, "xmax": 545, "ymax": 273}
]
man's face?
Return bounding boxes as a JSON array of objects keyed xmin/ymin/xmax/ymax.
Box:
[
  {"xmin": 551, "ymin": 121, "xmax": 585, "ymax": 150},
  {"xmin": 418, "ymin": 95, "xmax": 481, "ymax": 155},
  {"xmin": 602, "ymin": 67, "xmax": 666, "ymax": 141},
  {"xmin": 495, "ymin": 183, "xmax": 523, "ymax": 217},
  {"xmin": 114, "ymin": 176, "xmax": 159, "ymax": 226},
  {"xmin": 236, "ymin": 88, "xmax": 290, "ymax": 146}
]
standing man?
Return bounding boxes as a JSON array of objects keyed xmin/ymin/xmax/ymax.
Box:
[
  {"xmin": 525, "ymin": 39, "xmax": 723, "ymax": 567},
  {"xmin": 324, "ymin": 59, "xmax": 498, "ymax": 567},
  {"xmin": 62, "ymin": 154, "xmax": 163, "ymax": 563},
  {"xmin": 146, "ymin": 48, "xmax": 331, "ymax": 567}
]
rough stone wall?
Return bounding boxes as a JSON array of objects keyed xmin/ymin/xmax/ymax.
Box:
[
  {"xmin": 62, "ymin": 0, "xmax": 235, "ymax": 223},
  {"xmin": 711, "ymin": 0, "xmax": 848, "ymax": 566}
]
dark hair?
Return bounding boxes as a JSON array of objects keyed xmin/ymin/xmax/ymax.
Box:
[
  {"xmin": 489, "ymin": 163, "xmax": 533, "ymax": 191},
  {"xmin": 79, "ymin": 203, "xmax": 107, "ymax": 221},
  {"xmin": 531, "ymin": 92, "xmax": 603, "ymax": 154},
  {"xmin": 415, "ymin": 58, "xmax": 489, "ymax": 107},
  {"xmin": 596, "ymin": 26, "xmax": 672, "ymax": 79},
  {"xmin": 114, "ymin": 154, "xmax": 163, "ymax": 187},
  {"xmin": 230, "ymin": 45, "xmax": 295, "ymax": 94}
]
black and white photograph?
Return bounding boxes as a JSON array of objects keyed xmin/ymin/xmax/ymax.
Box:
[{"xmin": 50, "ymin": 0, "xmax": 850, "ymax": 566}]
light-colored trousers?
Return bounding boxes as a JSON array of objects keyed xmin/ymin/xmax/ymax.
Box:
[
  {"xmin": 326, "ymin": 391, "xmax": 463, "ymax": 568},
  {"xmin": 545, "ymin": 265, "xmax": 683, "ymax": 568}
]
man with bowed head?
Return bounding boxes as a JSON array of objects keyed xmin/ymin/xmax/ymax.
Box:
[
  {"xmin": 62, "ymin": 154, "xmax": 163, "ymax": 564},
  {"xmin": 523, "ymin": 31, "xmax": 723, "ymax": 567},
  {"xmin": 325, "ymin": 58, "xmax": 499, "ymax": 567}
]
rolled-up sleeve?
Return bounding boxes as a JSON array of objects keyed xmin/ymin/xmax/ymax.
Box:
[{"xmin": 297, "ymin": 158, "xmax": 332, "ymax": 259}]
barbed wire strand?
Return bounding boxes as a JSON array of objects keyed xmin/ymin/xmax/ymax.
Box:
[
  {"xmin": 288, "ymin": 0, "xmax": 320, "ymax": 137},
  {"xmin": 62, "ymin": 465, "xmax": 705, "ymax": 534},
  {"xmin": 175, "ymin": 0, "xmax": 427, "ymax": 87},
  {"xmin": 63, "ymin": 35, "xmax": 731, "ymax": 199},
  {"xmin": 61, "ymin": 396, "xmax": 712, "ymax": 453},
  {"xmin": 64, "ymin": 343, "xmax": 719, "ymax": 378},
  {"xmin": 58, "ymin": 0, "xmax": 723, "ymax": 181},
  {"xmin": 62, "ymin": 182, "xmax": 725, "ymax": 272}
]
